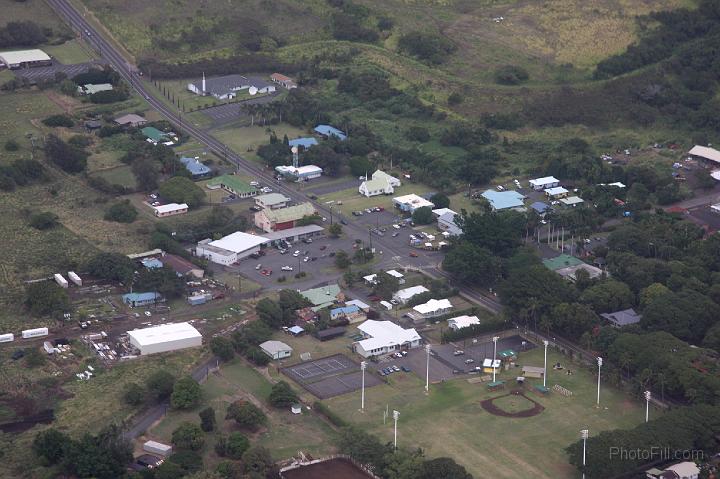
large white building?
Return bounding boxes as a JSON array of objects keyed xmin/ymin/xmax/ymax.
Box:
[
  {"xmin": 392, "ymin": 285, "xmax": 429, "ymax": 305},
  {"xmin": 0, "ymin": 49, "xmax": 52, "ymax": 69},
  {"xmin": 154, "ymin": 203, "xmax": 188, "ymax": 217},
  {"xmin": 447, "ymin": 315, "xmax": 480, "ymax": 330},
  {"xmin": 529, "ymin": 176, "xmax": 560, "ymax": 190},
  {"xmin": 355, "ymin": 320, "xmax": 421, "ymax": 358},
  {"xmin": 260, "ymin": 340, "xmax": 292, "ymax": 360},
  {"xmin": 128, "ymin": 322, "xmax": 202, "ymax": 355},
  {"xmin": 410, "ymin": 298, "xmax": 453, "ymax": 320},
  {"xmin": 359, "ymin": 170, "xmax": 401, "ymax": 197},
  {"xmin": 392, "ymin": 194, "xmax": 434, "ymax": 213},
  {"xmin": 196, "ymin": 232, "xmax": 269, "ymax": 265}
]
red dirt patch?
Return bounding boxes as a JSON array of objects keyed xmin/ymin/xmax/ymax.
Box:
[
  {"xmin": 281, "ymin": 457, "xmax": 375, "ymax": 479},
  {"xmin": 481, "ymin": 389, "xmax": 545, "ymax": 418}
]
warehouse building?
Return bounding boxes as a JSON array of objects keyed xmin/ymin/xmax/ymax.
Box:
[
  {"xmin": 255, "ymin": 202, "xmax": 316, "ymax": 232},
  {"xmin": 196, "ymin": 231, "xmax": 269, "ymax": 265},
  {"xmin": 0, "ymin": 49, "xmax": 52, "ymax": 69},
  {"xmin": 275, "ymin": 165, "xmax": 323, "ymax": 181},
  {"xmin": 263, "ymin": 224, "xmax": 324, "ymax": 244},
  {"xmin": 260, "ymin": 340, "xmax": 292, "ymax": 360},
  {"xmin": 128, "ymin": 322, "xmax": 202, "ymax": 355},
  {"xmin": 206, "ymin": 174, "xmax": 257, "ymax": 198}
]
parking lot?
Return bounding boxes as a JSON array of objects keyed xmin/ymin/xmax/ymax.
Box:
[
  {"xmin": 432, "ymin": 334, "xmax": 534, "ymax": 373},
  {"xmin": 202, "ymin": 92, "xmax": 279, "ymax": 124},
  {"xmin": 13, "ymin": 60, "xmax": 99, "ymax": 82}
]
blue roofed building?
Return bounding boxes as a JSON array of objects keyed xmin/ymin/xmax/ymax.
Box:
[
  {"xmin": 530, "ymin": 201, "xmax": 550, "ymax": 215},
  {"xmin": 330, "ymin": 304, "xmax": 366, "ymax": 323},
  {"xmin": 141, "ymin": 258, "xmax": 163, "ymax": 269},
  {"xmin": 122, "ymin": 292, "xmax": 164, "ymax": 308},
  {"xmin": 288, "ymin": 137, "xmax": 318, "ymax": 149},
  {"xmin": 179, "ymin": 157, "xmax": 211, "ymax": 178},
  {"xmin": 314, "ymin": 124, "xmax": 347, "ymax": 141},
  {"xmin": 481, "ymin": 189, "xmax": 526, "ymax": 212}
]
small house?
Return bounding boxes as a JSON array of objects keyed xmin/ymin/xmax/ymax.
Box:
[
  {"xmin": 392, "ymin": 285, "xmax": 429, "ymax": 305},
  {"xmin": 270, "ymin": 73, "xmax": 297, "ymax": 89},
  {"xmin": 601, "ymin": 308, "xmax": 641, "ymax": 328},
  {"xmin": 259, "ymin": 340, "xmax": 292, "ymax": 360},
  {"xmin": 529, "ymin": 176, "xmax": 560, "ymax": 190},
  {"xmin": 447, "ymin": 315, "xmax": 480, "ymax": 331},
  {"xmin": 545, "ymin": 186, "xmax": 569, "ymax": 199},
  {"xmin": 314, "ymin": 124, "xmax": 347, "ymax": 141},
  {"xmin": 122, "ymin": 292, "xmax": 163, "ymax": 308}
]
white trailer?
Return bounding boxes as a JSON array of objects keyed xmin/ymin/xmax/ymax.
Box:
[
  {"xmin": 22, "ymin": 327, "xmax": 49, "ymax": 339},
  {"xmin": 0, "ymin": 333, "xmax": 14, "ymax": 343},
  {"xmin": 68, "ymin": 271, "xmax": 82, "ymax": 286},
  {"xmin": 143, "ymin": 440, "xmax": 172, "ymax": 457},
  {"xmin": 54, "ymin": 273, "xmax": 69, "ymax": 288}
]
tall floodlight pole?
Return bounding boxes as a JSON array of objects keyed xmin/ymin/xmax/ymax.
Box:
[
  {"xmin": 392, "ymin": 410, "xmax": 400, "ymax": 449},
  {"xmin": 360, "ymin": 361, "xmax": 367, "ymax": 411},
  {"xmin": 596, "ymin": 357, "xmax": 603, "ymax": 407},
  {"xmin": 644, "ymin": 390, "xmax": 651, "ymax": 423},
  {"xmin": 425, "ymin": 344, "xmax": 431, "ymax": 393},
  {"xmin": 543, "ymin": 340, "xmax": 549, "ymax": 388},
  {"xmin": 492, "ymin": 336, "xmax": 499, "ymax": 382},
  {"xmin": 580, "ymin": 429, "xmax": 589, "ymax": 479}
]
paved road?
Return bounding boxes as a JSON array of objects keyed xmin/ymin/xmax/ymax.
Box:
[{"xmin": 47, "ymin": 0, "xmax": 504, "ymax": 318}]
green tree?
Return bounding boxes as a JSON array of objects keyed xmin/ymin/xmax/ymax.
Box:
[
  {"xmin": 419, "ymin": 457, "xmax": 473, "ymax": 479},
  {"xmin": 159, "ymin": 176, "xmax": 205, "ymax": 208},
  {"xmin": 226, "ymin": 400, "xmax": 267, "ymax": 431},
  {"xmin": 28, "ymin": 212, "xmax": 58, "ymax": 230},
  {"xmin": 42, "ymin": 114, "xmax": 73, "ymax": 127},
  {"xmin": 543, "ymin": 303, "xmax": 599, "ymax": 340},
  {"xmin": 172, "ymin": 422, "xmax": 205, "ymax": 451},
  {"xmin": 412, "ymin": 206, "xmax": 433, "ymax": 225},
  {"xmin": 255, "ymin": 298, "xmax": 284, "ymax": 329},
  {"xmin": 328, "ymin": 223, "xmax": 342, "ymax": 238},
  {"xmin": 25, "ymin": 281, "xmax": 70, "ymax": 316},
  {"xmin": 373, "ymin": 271, "xmax": 400, "ymax": 301},
  {"xmin": 199, "ymin": 406, "xmax": 216, "ymax": 432},
  {"xmin": 268, "ymin": 381, "xmax": 298, "ymax": 408},
  {"xmin": 430, "ymin": 193, "xmax": 450, "ymax": 209},
  {"xmin": 397, "ymin": 31, "xmax": 456, "ymax": 64},
  {"xmin": 349, "ymin": 156, "xmax": 373, "ymax": 177},
  {"xmin": 4, "ymin": 139, "xmax": 19, "ymax": 151},
  {"xmin": 104, "ymin": 200, "xmax": 138, "ymax": 223},
  {"xmin": 225, "ymin": 432, "xmax": 250, "ymax": 459},
  {"xmin": 171, "ymin": 376, "xmax": 202, "ymax": 409},
  {"xmin": 32, "ymin": 428, "xmax": 70, "ymax": 464},
  {"xmin": 145, "ymin": 370, "xmax": 176, "ymax": 401},
  {"xmin": 25, "ymin": 348, "xmax": 47, "ymax": 367},
  {"xmin": 494, "ymin": 65, "xmax": 529, "ymax": 85},
  {"xmin": 44, "ymin": 134, "xmax": 87, "ymax": 173},
  {"xmin": 131, "ymin": 157, "xmax": 160, "ymax": 192},
  {"xmin": 123, "ymin": 382, "xmax": 145, "ymax": 406},
  {"xmin": 579, "ymin": 279, "xmax": 634, "ymax": 313},
  {"xmin": 154, "ymin": 461, "xmax": 187, "ymax": 479},
  {"xmin": 335, "ymin": 250, "xmax": 351, "ymax": 269},
  {"xmin": 86, "ymin": 252, "xmax": 135, "ymax": 284},
  {"xmin": 63, "ymin": 424, "xmax": 132, "ymax": 479},
  {"xmin": 443, "ymin": 242, "xmax": 501, "ymax": 287},
  {"xmin": 241, "ymin": 446, "xmax": 276, "ymax": 476},
  {"xmin": 447, "ymin": 92, "xmax": 463, "ymax": 106},
  {"xmin": 210, "ymin": 336, "xmax": 235, "ymax": 361},
  {"xmin": 134, "ymin": 265, "xmax": 185, "ymax": 299}
]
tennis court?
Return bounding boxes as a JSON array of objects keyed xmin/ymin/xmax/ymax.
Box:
[{"xmin": 282, "ymin": 354, "xmax": 382, "ymax": 399}]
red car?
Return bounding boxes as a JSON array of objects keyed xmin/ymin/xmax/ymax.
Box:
[{"xmin": 409, "ymin": 252, "xmax": 419, "ymax": 257}]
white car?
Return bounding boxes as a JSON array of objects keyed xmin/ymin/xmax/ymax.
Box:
[
  {"xmin": 255, "ymin": 264, "xmax": 262, "ymax": 270},
  {"xmin": 261, "ymin": 187, "xmax": 272, "ymax": 193},
  {"xmin": 144, "ymin": 311, "xmax": 151, "ymax": 317},
  {"xmin": 293, "ymin": 251, "xmax": 300, "ymax": 257},
  {"xmin": 393, "ymin": 224, "xmax": 401, "ymax": 229},
  {"xmin": 250, "ymin": 181, "xmax": 260, "ymax": 187},
  {"xmin": 281, "ymin": 266, "xmax": 293, "ymax": 271},
  {"xmin": 303, "ymin": 257, "xmax": 309, "ymax": 262}
]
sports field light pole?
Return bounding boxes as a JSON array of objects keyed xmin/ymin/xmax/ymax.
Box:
[
  {"xmin": 392, "ymin": 410, "xmax": 400, "ymax": 449},
  {"xmin": 543, "ymin": 340, "xmax": 549, "ymax": 388},
  {"xmin": 360, "ymin": 361, "xmax": 367, "ymax": 412},
  {"xmin": 580, "ymin": 429, "xmax": 589, "ymax": 479},
  {"xmin": 644, "ymin": 390, "xmax": 651, "ymax": 423},
  {"xmin": 425, "ymin": 344, "xmax": 431, "ymax": 393},
  {"xmin": 596, "ymin": 357, "xmax": 603, "ymax": 407},
  {"xmin": 492, "ymin": 336, "xmax": 499, "ymax": 382}
]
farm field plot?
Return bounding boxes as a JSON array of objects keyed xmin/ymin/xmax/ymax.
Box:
[
  {"xmin": 0, "ymin": 92, "xmax": 64, "ymax": 164},
  {"xmin": 325, "ymin": 347, "xmax": 644, "ymax": 479}
]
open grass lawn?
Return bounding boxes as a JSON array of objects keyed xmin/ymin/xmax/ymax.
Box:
[
  {"xmin": 92, "ymin": 165, "xmax": 138, "ymax": 188},
  {"xmin": 43, "ymin": 40, "xmax": 96, "ymax": 64},
  {"xmin": 317, "ymin": 181, "xmax": 435, "ymax": 218},
  {"xmin": 0, "ymin": 0, "xmax": 71, "ymax": 33},
  {"xmin": 211, "ymin": 123, "xmax": 308, "ymax": 161},
  {"xmin": 325, "ymin": 347, "xmax": 644, "ymax": 479},
  {"xmin": 148, "ymin": 359, "xmax": 336, "ymax": 465},
  {"xmin": 0, "ymin": 91, "xmax": 63, "ymax": 164}
]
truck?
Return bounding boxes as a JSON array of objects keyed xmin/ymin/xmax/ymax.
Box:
[
  {"xmin": 22, "ymin": 327, "xmax": 49, "ymax": 339},
  {"xmin": 54, "ymin": 273, "xmax": 69, "ymax": 288},
  {"xmin": 68, "ymin": 271, "xmax": 82, "ymax": 286},
  {"xmin": 0, "ymin": 333, "xmax": 14, "ymax": 343}
]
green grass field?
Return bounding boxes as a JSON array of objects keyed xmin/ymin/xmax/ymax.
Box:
[
  {"xmin": 148, "ymin": 358, "xmax": 336, "ymax": 465},
  {"xmin": 43, "ymin": 40, "xmax": 95, "ymax": 64},
  {"xmin": 325, "ymin": 347, "xmax": 644, "ymax": 479},
  {"xmin": 211, "ymin": 123, "xmax": 308, "ymax": 163},
  {"xmin": 0, "ymin": 91, "xmax": 63, "ymax": 165},
  {"xmin": 92, "ymin": 165, "xmax": 138, "ymax": 188}
]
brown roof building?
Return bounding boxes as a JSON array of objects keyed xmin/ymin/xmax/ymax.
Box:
[{"xmin": 161, "ymin": 254, "xmax": 204, "ymax": 278}]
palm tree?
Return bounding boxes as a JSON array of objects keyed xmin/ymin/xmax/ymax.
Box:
[{"xmin": 241, "ymin": 103, "xmax": 257, "ymax": 126}]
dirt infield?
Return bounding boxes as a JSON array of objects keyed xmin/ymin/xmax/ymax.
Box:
[
  {"xmin": 481, "ymin": 389, "xmax": 545, "ymax": 418},
  {"xmin": 282, "ymin": 354, "xmax": 382, "ymax": 399}
]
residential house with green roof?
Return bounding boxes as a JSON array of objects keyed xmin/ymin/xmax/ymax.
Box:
[
  {"xmin": 300, "ymin": 284, "xmax": 344, "ymax": 311},
  {"xmin": 142, "ymin": 127, "xmax": 174, "ymax": 145},
  {"xmin": 206, "ymin": 174, "xmax": 258, "ymax": 198}
]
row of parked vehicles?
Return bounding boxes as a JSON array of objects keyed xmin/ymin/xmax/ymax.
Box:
[{"xmin": 378, "ymin": 364, "xmax": 411, "ymax": 376}]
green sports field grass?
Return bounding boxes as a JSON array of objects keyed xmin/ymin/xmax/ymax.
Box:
[{"xmin": 325, "ymin": 347, "xmax": 645, "ymax": 479}]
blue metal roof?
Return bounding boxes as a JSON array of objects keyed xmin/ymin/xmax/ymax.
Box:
[
  {"xmin": 314, "ymin": 124, "xmax": 347, "ymax": 140},
  {"xmin": 481, "ymin": 189, "xmax": 525, "ymax": 210},
  {"xmin": 179, "ymin": 157, "xmax": 211, "ymax": 176},
  {"xmin": 330, "ymin": 305, "xmax": 360, "ymax": 316},
  {"xmin": 288, "ymin": 325, "xmax": 304, "ymax": 334},
  {"xmin": 288, "ymin": 137, "xmax": 318, "ymax": 149},
  {"xmin": 141, "ymin": 258, "xmax": 163, "ymax": 269},
  {"xmin": 530, "ymin": 201, "xmax": 550, "ymax": 213},
  {"xmin": 122, "ymin": 292, "xmax": 161, "ymax": 302}
]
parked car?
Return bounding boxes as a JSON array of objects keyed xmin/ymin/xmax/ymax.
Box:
[
  {"xmin": 392, "ymin": 365, "xmax": 400, "ymax": 372},
  {"xmin": 409, "ymin": 252, "xmax": 418, "ymax": 257},
  {"xmin": 293, "ymin": 251, "xmax": 300, "ymax": 257},
  {"xmin": 401, "ymin": 366, "xmax": 411, "ymax": 372},
  {"xmin": 464, "ymin": 358, "xmax": 474, "ymax": 364},
  {"xmin": 453, "ymin": 350, "xmax": 464, "ymax": 356},
  {"xmin": 340, "ymin": 219, "xmax": 348, "ymax": 225},
  {"xmin": 255, "ymin": 264, "xmax": 262, "ymax": 270}
]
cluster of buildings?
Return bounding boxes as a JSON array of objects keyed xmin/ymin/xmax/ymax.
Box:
[{"xmin": 187, "ymin": 72, "xmax": 299, "ymax": 100}]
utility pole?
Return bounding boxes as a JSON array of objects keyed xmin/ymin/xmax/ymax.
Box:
[
  {"xmin": 360, "ymin": 361, "xmax": 367, "ymax": 411},
  {"xmin": 596, "ymin": 357, "xmax": 603, "ymax": 407},
  {"xmin": 425, "ymin": 344, "xmax": 431, "ymax": 393},
  {"xmin": 644, "ymin": 391, "xmax": 651, "ymax": 422},
  {"xmin": 580, "ymin": 429, "xmax": 589, "ymax": 479},
  {"xmin": 492, "ymin": 336, "xmax": 499, "ymax": 382},
  {"xmin": 392, "ymin": 410, "xmax": 400, "ymax": 449},
  {"xmin": 543, "ymin": 340, "xmax": 549, "ymax": 388}
]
